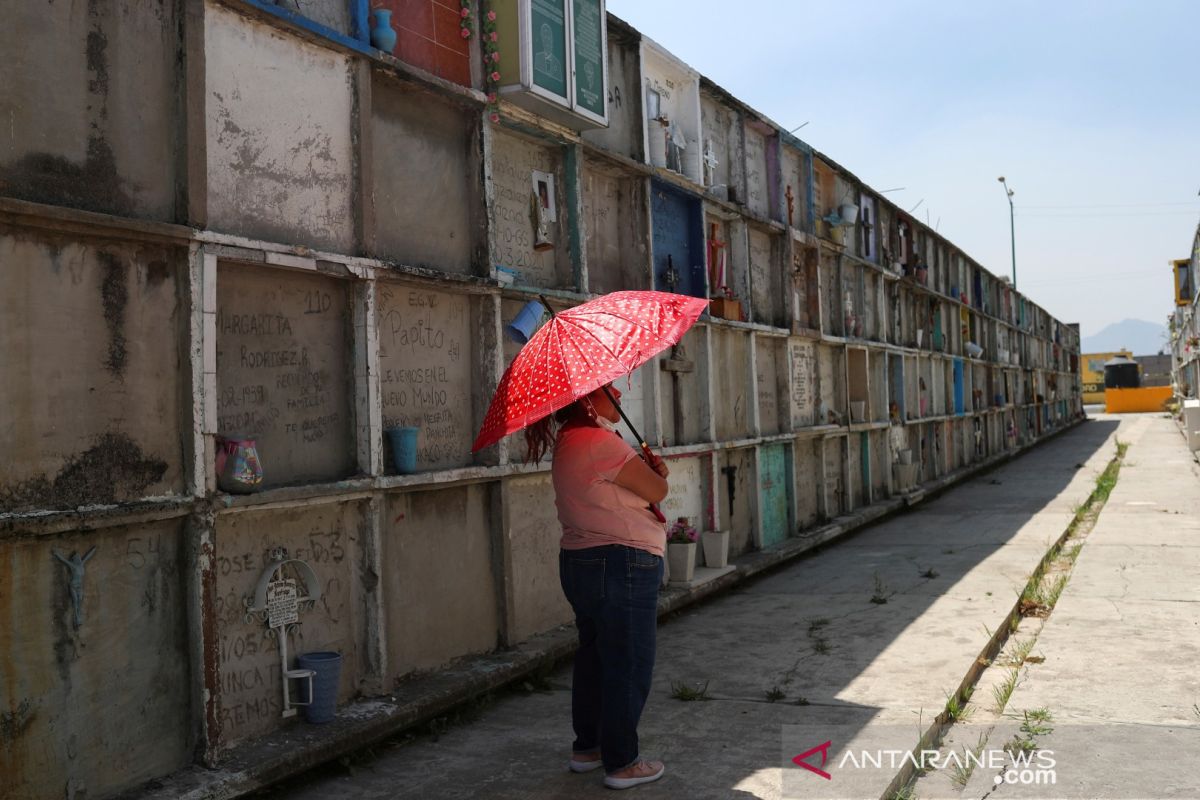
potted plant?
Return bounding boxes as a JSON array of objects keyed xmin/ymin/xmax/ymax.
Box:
[
  {"xmin": 702, "ymin": 529, "xmax": 730, "ymax": 568},
  {"xmin": 666, "ymin": 517, "xmax": 698, "ymax": 584}
]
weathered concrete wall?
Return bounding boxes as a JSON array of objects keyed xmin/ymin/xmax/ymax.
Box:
[
  {"xmin": 716, "ymin": 447, "xmax": 755, "ymax": 556},
  {"xmin": 0, "ymin": 0, "xmax": 180, "ymax": 220},
  {"xmin": 582, "ymin": 160, "xmax": 649, "ymax": 294},
  {"xmin": 206, "ymin": 4, "xmax": 355, "ymax": 251},
  {"xmin": 711, "ymin": 327, "xmax": 753, "ymax": 441},
  {"xmin": 293, "ymin": 0, "xmax": 352, "ymax": 38},
  {"xmin": 749, "ymin": 228, "xmax": 784, "ymax": 326},
  {"xmin": 788, "ymin": 339, "xmax": 817, "ymax": 428},
  {"xmin": 216, "ymin": 264, "xmax": 355, "ymax": 488},
  {"xmin": 384, "ymin": 484, "xmax": 499, "ymax": 677},
  {"xmin": 756, "ymin": 336, "xmax": 788, "ymax": 436},
  {"xmin": 371, "ymin": 77, "xmax": 477, "ymax": 272},
  {"xmin": 377, "ymin": 283, "xmax": 474, "ymax": 471},
  {"xmin": 659, "ymin": 455, "xmax": 709, "ymax": 531},
  {"xmin": 658, "ymin": 326, "xmax": 708, "ymax": 447},
  {"xmin": 699, "ymin": 94, "xmax": 741, "ymax": 198},
  {"xmin": 213, "ymin": 501, "xmax": 365, "ymax": 747},
  {"xmin": 793, "ymin": 438, "xmax": 822, "ymax": 528},
  {"xmin": 490, "ymin": 131, "xmax": 571, "ymax": 289},
  {"xmin": 502, "ymin": 474, "xmax": 571, "ymax": 642},
  {"xmin": 580, "ymin": 35, "xmax": 642, "ymax": 160},
  {"xmin": 0, "ymin": 231, "xmax": 184, "ymax": 512},
  {"xmin": 0, "ymin": 519, "xmax": 191, "ymax": 799}
]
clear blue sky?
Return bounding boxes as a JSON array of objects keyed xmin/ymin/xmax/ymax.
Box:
[{"xmin": 606, "ymin": 0, "xmax": 1200, "ymax": 340}]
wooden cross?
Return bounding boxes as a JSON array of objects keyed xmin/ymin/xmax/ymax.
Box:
[
  {"xmin": 660, "ymin": 343, "xmax": 695, "ymax": 445},
  {"xmin": 785, "ymin": 185, "xmax": 795, "ymax": 227}
]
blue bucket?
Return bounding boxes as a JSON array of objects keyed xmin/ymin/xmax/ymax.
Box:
[
  {"xmin": 297, "ymin": 651, "xmax": 342, "ymax": 724},
  {"xmin": 504, "ymin": 300, "xmax": 545, "ymax": 344},
  {"xmin": 387, "ymin": 427, "xmax": 419, "ymax": 474}
]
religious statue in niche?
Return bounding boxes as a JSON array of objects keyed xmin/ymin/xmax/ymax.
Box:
[
  {"xmin": 531, "ymin": 170, "xmax": 556, "ymax": 251},
  {"xmin": 666, "ymin": 123, "xmax": 687, "ymax": 174}
]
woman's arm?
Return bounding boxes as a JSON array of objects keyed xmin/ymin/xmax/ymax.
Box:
[{"xmin": 613, "ymin": 452, "xmax": 669, "ymax": 504}]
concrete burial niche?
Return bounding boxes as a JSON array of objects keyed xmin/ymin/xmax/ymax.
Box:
[
  {"xmin": 377, "ymin": 284, "xmax": 475, "ymax": 472},
  {"xmin": 502, "ymin": 474, "xmax": 572, "ymax": 642},
  {"xmin": 371, "ymin": 76, "xmax": 480, "ymax": 272},
  {"xmin": 0, "ymin": 0, "xmax": 180, "ymax": 220},
  {"xmin": 205, "ymin": 4, "xmax": 355, "ymax": 251},
  {"xmin": 817, "ymin": 344, "xmax": 846, "ymax": 424},
  {"xmin": 581, "ymin": 29, "xmax": 644, "ymax": 160},
  {"xmin": 490, "ymin": 130, "xmax": 573, "ymax": 290},
  {"xmin": 658, "ymin": 455, "xmax": 710, "ymax": 531},
  {"xmin": 0, "ymin": 520, "xmax": 190, "ymax": 799},
  {"xmin": 793, "ymin": 438, "xmax": 822, "ymax": 529},
  {"xmin": 215, "ymin": 264, "xmax": 355, "ymax": 488},
  {"xmin": 743, "ymin": 120, "xmax": 777, "ymax": 220},
  {"xmin": 756, "ymin": 335, "xmax": 788, "ymax": 436},
  {"xmin": 699, "ymin": 92, "xmax": 744, "ymax": 201},
  {"xmin": 715, "ymin": 447, "xmax": 755, "ymax": 556},
  {"xmin": 711, "ymin": 327, "xmax": 753, "ymax": 442},
  {"xmin": 0, "ymin": 232, "xmax": 184, "ymax": 513},
  {"xmin": 640, "ymin": 40, "xmax": 701, "ymax": 183},
  {"xmin": 384, "ymin": 483, "xmax": 499, "ymax": 677},
  {"xmin": 781, "ymin": 146, "xmax": 807, "ymax": 229},
  {"xmin": 212, "ymin": 501, "xmax": 364, "ymax": 747},
  {"xmin": 657, "ymin": 325, "xmax": 707, "ymax": 447},
  {"xmin": 582, "ymin": 158, "xmax": 650, "ymax": 294},
  {"xmin": 748, "ymin": 228, "xmax": 785, "ymax": 327}
]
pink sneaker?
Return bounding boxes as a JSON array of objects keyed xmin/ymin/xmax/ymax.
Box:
[{"xmin": 604, "ymin": 760, "xmax": 665, "ymax": 790}]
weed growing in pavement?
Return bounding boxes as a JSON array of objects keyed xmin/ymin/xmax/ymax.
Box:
[
  {"xmin": 887, "ymin": 784, "xmax": 916, "ymax": 800},
  {"xmin": 1045, "ymin": 574, "xmax": 1070, "ymax": 606},
  {"xmin": 811, "ymin": 637, "xmax": 831, "ymax": 655},
  {"xmin": 1192, "ymin": 702, "xmax": 1200, "ymax": 719},
  {"xmin": 870, "ymin": 572, "xmax": 889, "ymax": 604},
  {"xmin": 807, "ymin": 618, "xmax": 830, "ymax": 635},
  {"xmin": 919, "ymin": 567, "xmax": 939, "ymax": 579},
  {"xmin": 765, "ymin": 686, "xmax": 786, "ymax": 702},
  {"xmin": 991, "ymin": 668, "xmax": 1020, "ymax": 713},
  {"xmin": 944, "ymin": 687, "xmax": 975, "ymax": 723},
  {"xmin": 794, "ymin": 696, "xmax": 810, "ymax": 706},
  {"xmin": 670, "ymin": 680, "xmax": 711, "ymax": 701},
  {"xmin": 1010, "ymin": 637, "xmax": 1036, "ymax": 665},
  {"xmin": 949, "ymin": 732, "xmax": 989, "ymax": 789}
]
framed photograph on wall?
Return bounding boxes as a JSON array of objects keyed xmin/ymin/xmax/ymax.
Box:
[{"xmin": 531, "ymin": 170, "xmax": 557, "ymax": 222}]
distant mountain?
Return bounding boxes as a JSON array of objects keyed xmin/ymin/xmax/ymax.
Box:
[{"xmin": 1081, "ymin": 319, "xmax": 1168, "ymax": 356}]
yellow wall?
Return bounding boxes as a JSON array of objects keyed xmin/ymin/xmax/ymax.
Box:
[
  {"xmin": 1104, "ymin": 386, "xmax": 1172, "ymax": 413},
  {"xmin": 1081, "ymin": 350, "xmax": 1133, "ymax": 404}
]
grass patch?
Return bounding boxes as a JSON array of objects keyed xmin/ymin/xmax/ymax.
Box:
[
  {"xmin": 670, "ymin": 680, "xmax": 711, "ymax": 701},
  {"xmin": 991, "ymin": 668, "xmax": 1020, "ymax": 713},
  {"xmin": 919, "ymin": 567, "xmax": 939, "ymax": 579},
  {"xmin": 948, "ymin": 732, "xmax": 989, "ymax": 789},
  {"xmin": 794, "ymin": 696, "xmax": 810, "ymax": 706},
  {"xmin": 944, "ymin": 687, "xmax": 975, "ymax": 723},
  {"xmin": 807, "ymin": 617, "xmax": 830, "ymax": 635},
  {"xmin": 765, "ymin": 686, "xmax": 786, "ymax": 702},
  {"xmin": 811, "ymin": 638, "xmax": 831, "ymax": 655}
]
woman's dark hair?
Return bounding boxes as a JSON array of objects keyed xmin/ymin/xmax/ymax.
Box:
[{"xmin": 525, "ymin": 401, "xmax": 581, "ymax": 464}]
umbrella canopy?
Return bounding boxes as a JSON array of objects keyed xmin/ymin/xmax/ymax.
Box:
[{"xmin": 471, "ymin": 291, "xmax": 709, "ymax": 452}]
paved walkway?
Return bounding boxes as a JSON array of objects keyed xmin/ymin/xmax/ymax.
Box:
[
  {"xmin": 917, "ymin": 414, "xmax": 1200, "ymax": 800},
  {"xmin": 260, "ymin": 419, "xmax": 1136, "ymax": 799}
]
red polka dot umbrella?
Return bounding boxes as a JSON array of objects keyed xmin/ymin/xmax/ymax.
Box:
[{"xmin": 471, "ymin": 291, "xmax": 709, "ymax": 453}]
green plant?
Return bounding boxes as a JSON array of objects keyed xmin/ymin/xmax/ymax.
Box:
[
  {"xmin": 807, "ymin": 618, "xmax": 830, "ymax": 635},
  {"xmin": 944, "ymin": 687, "xmax": 974, "ymax": 723},
  {"xmin": 670, "ymin": 680, "xmax": 710, "ymax": 701},
  {"xmin": 1045, "ymin": 574, "xmax": 1070, "ymax": 606},
  {"xmin": 1010, "ymin": 637, "xmax": 1036, "ymax": 665},
  {"xmin": 794, "ymin": 696, "xmax": 810, "ymax": 706},
  {"xmin": 919, "ymin": 567, "xmax": 939, "ymax": 579},
  {"xmin": 991, "ymin": 668, "xmax": 1020, "ymax": 712},
  {"xmin": 765, "ymin": 686, "xmax": 786, "ymax": 702},
  {"xmin": 812, "ymin": 638, "xmax": 831, "ymax": 655},
  {"xmin": 948, "ymin": 733, "xmax": 988, "ymax": 789}
]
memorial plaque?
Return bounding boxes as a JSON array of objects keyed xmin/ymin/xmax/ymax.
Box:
[
  {"xmin": 378, "ymin": 286, "xmax": 473, "ymax": 470},
  {"xmin": 572, "ymin": 0, "xmax": 604, "ymax": 117},
  {"xmin": 266, "ymin": 578, "xmax": 299, "ymax": 628},
  {"xmin": 216, "ymin": 265, "xmax": 354, "ymax": 487},
  {"xmin": 789, "ymin": 340, "xmax": 815, "ymax": 428},
  {"xmin": 531, "ymin": 0, "xmax": 568, "ymax": 99}
]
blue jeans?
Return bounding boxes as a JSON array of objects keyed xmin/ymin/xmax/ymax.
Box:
[{"xmin": 559, "ymin": 545, "xmax": 663, "ymax": 773}]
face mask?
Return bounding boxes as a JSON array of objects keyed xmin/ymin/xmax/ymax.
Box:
[{"xmin": 585, "ymin": 396, "xmax": 619, "ymax": 433}]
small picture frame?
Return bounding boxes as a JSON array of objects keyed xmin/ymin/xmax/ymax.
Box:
[
  {"xmin": 531, "ymin": 170, "xmax": 556, "ymax": 223},
  {"xmin": 646, "ymin": 87, "xmax": 661, "ymax": 121}
]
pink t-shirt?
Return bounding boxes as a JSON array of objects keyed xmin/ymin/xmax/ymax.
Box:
[{"xmin": 553, "ymin": 424, "xmax": 666, "ymax": 556}]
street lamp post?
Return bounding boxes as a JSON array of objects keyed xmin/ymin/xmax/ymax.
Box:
[{"xmin": 997, "ymin": 176, "xmax": 1016, "ymax": 289}]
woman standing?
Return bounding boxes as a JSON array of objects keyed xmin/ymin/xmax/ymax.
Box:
[{"xmin": 525, "ymin": 382, "xmax": 669, "ymax": 790}]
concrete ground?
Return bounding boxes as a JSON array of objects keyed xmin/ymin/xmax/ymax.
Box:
[
  {"xmin": 253, "ymin": 415, "xmax": 1200, "ymax": 800},
  {"xmin": 915, "ymin": 414, "xmax": 1200, "ymax": 800}
]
